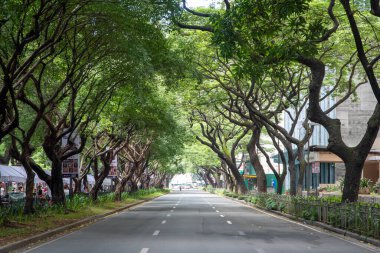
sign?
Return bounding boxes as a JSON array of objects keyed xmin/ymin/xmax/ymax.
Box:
[
  {"xmin": 238, "ymin": 162, "xmax": 245, "ymax": 175},
  {"xmin": 61, "ymin": 130, "xmax": 80, "ymax": 177},
  {"xmin": 312, "ymin": 162, "xmax": 320, "ymax": 174},
  {"xmin": 243, "ymin": 175, "xmax": 257, "ymax": 179},
  {"xmin": 108, "ymin": 155, "xmax": 118, "ymax": 177}
]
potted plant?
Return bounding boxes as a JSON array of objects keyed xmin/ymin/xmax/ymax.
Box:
[{"xmin": 359, "ymin": 178, "xmax": 372, "ymax": 194}]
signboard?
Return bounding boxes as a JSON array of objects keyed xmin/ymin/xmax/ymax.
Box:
[
  {"xmin": 312, "ymin": 162, "xmax": 320, "ymax": 174},
  {"xmin": 243, "ymin": 175, "xmax": 257, "ymax": 179},
  {"xmin": 61, "ymin": 130, "xmax": 80, "ymax": 177},
  {"xmin": 108, "ymin": 155, "xmax": 118, "ymax": 177}
]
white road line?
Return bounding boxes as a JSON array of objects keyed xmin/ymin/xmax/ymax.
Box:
[
  {"xmin": 153, "ymin": 230, "xmax": 160, "ymax": 236},
  {"xmin": 227, "ymin": 198, "xmax": 380, "ymax": 253},
  {"xmin": 256, "ymin": 248, "xmax": 266, "ymax": 253},
  {"xmin": 220, "ymin": 215, "xmax": 225, "ymax": 217},
  {"xmin": 216, "ymin": 210, "xmax": 220, "ymax": 213},
  {"xmin": 173, "ymin": 206, "xmax": 176, "ymax": 209},
  {"xmin": 238, "ymin": 231, "xmax": 246, "ymax": 236},
  {"xmin": 227, "ymin": 220, "xmax": 232, "ymax": 224},
  {"xmin": 167, "ymin": 214, "xmax": 171, "ymax": 217},
  {"xmin": 212, "ymin": 206, "xmax": 215, "ymax": 209},
  {"xmin": 170, "ymin": 210, "xmax": 174, "ymax": 212},
  {"xmin": 140, "ymin": 248, "xmax": 149, "ymax": 253},
  {"xmin": 161, "ymin": 220, "xmax": 167, "ymax": 224}
]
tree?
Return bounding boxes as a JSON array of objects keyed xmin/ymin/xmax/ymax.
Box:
[
  {"xmin": 175, "ymin": 0, "xmax": 380, "ymax": 202},
  {"xmin": 190, "ymin": 108, "xmax": 249, "ymax": 194},
  {"xmin": 0, "ymin": 0, "xmax": 88, "ymax": 140}
]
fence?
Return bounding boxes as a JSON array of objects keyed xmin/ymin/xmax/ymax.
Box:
[{"xmin": 292, "ymin": 197, "xmax": 380, "ymax": 239}]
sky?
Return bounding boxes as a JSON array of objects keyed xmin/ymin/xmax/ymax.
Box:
[{"xmin": 187, "ymin": 0, "xmax": 215, "ymax": 8}]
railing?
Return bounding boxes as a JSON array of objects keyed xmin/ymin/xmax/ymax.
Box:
[
  {"xmin": 221, "ymin": 190, "xmax": 380, "ymax": 239},
  {"xmin": 292, "ymin": 197, "xmax": 380, "ymax": 239}
]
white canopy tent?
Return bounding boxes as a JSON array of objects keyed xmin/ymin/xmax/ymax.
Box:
[
  {"xmin": 0, "ymin": 165, "xmax": 26, "ymax": 182},
  {"xmin": 85, "ymin": 174, "xmax": 112, "ymax": 186},
  {"xmin": 0, "ymin": 165, "xmax": 48, "ymax": 184}
]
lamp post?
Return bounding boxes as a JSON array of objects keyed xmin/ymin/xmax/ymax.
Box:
[{"xmin": 307, "ymin": 122, "xmax": 319, "ymax": 197}]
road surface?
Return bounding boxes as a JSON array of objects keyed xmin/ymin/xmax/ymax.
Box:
[{"xmin": 22, "ymin": 190, "xmax": 379, "ymax": 253}]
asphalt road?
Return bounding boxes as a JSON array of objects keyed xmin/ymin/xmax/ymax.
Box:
[{"xmin": 23, "ymin": 190, "xmax": 379, "ymax": 253}]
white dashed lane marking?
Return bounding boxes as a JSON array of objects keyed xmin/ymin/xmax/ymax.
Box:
[
  {"xmin": 220, "ymin": 215, "xmax": 225, "ymax": 217},
  {"xmin": 140, "ymin": 248, "xmax": 149, "ymax": 253},
  {"xmin": 153, "ymin": 230, "xmax": 160, "ymax": 236},
  {"xmin": 227, "ymin": 221, "xmax": 232, "ymax": 224},
  {"xmin": 161, "ymin": 220, "xmax": 167, "ymax": 224}
]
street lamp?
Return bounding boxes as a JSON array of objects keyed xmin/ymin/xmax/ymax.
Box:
[{"xmin": 307, "ymin": 122, "xmax": 319, "ymax": 196}]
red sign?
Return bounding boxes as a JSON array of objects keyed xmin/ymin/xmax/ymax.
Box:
[
  {"xmin": 312, "ymin": 162, "xmax": 320, "ymax": 174},
  {"xmin": 61, "ymin": 130, "xmax": 80, "ymax": 176},
  {"xmin": 108, "ymin": 155, "xmax": 117, "ymax": 177}
]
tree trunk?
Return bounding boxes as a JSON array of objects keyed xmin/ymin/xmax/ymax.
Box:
[
  {"xmin": 115, "ymin": 177, "xmax": 128, "ymax": 201},
  {"xmin": 295, "ymin": 144, "xmax": 307, "ymax": 195},
  {"xmin": 51, "ymin": 159, "xmax": 65, "ymax": 205},
  {"xmin": 73, "ymin": 177, "xmax": 81, "ymax": 194},
  {"xmin": 252, "ymin": 155, "xmax": 267, "ymax": 193},
  {"xmin": 276, "ymin": 177, "xmax": 283, "ymax": 195},
  {"xmin": 297, "ymin": 159, "xmax": 307, "ymax": 195},
  {"xmin": 23, "ymin": 169, "xmax": 36, "ymax": 214},
  {"xmin": 288, "ymin": 160, "xmax": 297, "ymax": 196},
  {"xmin": 0, "ymin": 147, "xmax": 11, "ymax": 165},
  {"xmin": 155, "ymin": 176, "xmax": 166, "ymax": 188},
  {"xmin": 205, "ymin": 170, "xmax": 216, "ymax": 187},
  {"xmin": 247, "ymin": 132, "xmax": 267, "ymax": 193},
  {"xmin": 129, "ymin": 180, "xmax": 138, "ymax": 193},
  {"xmin": 212, "ymin": 170, "xmax": 222, "ymax": 188},
  {"xmin": 234, "ymin": 173, "xmax": 247, "ymax": 194},
  {"xmin": 341, "ymin": 158, "xmax": 364, "ymax": 202},
  {"xmin": 228, "ymin": 183, "xmax": 234, "ymax": 192},
  {"xmin": 90, "ymin": 169, "xmax": 109, "ymax": 201}
]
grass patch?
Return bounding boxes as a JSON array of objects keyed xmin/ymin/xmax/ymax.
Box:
[{"xmin": 0, "ymin": 188, "xmax": 168, "ymax": 246}]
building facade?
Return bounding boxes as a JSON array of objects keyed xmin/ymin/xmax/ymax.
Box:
[{"xmin": 282, "ymin": 84, "xmax": 380, "ymax": 190}]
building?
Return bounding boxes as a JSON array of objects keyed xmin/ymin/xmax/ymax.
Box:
[{"xmin": 281, "ymin": 84, "xmax": 380, "ymax": 191}]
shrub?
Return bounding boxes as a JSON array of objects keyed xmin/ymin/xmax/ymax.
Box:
[
  {"xmin": 206, "ymin": 185, "xmax": 215, "ymax": 194},
  {"xmin": 265, "ymin": 198, "xmax": 277, "ymax": 210},
  {"xmin": 360, "ymin": 178, "xmax": 372, "ymax": 189},
  {"xmin": 215, "ymin": 189, "xmax": 227, "ymax": 195}
]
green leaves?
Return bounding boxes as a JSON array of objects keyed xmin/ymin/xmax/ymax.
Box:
[{"xmin": 210, "ymin": 0, "xmax": 328, "ymax": 78}]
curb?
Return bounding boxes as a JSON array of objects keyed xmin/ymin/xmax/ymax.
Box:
[
  {"xmin": 222, "ymin": 195, "xmax": 380, "ymax": 248},
  {"xmin": 0, "ymin": 196, "xmax": 160, "ymax": 253}
]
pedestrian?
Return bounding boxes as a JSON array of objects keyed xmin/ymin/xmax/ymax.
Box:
[
  {"xmin": 37, "ymin": 185, "xmax": 46, "ymax": 205},
  {"xmin": 179, "ymin": 186, "xmax": 182, "ymax": 191},
  {"xmin": 0, "ymin": 183, "xmax": 4, "ymax": 196},
  {"xmin": 271, "ymin": 179, "xmax": 276, "ymax": 191}
]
